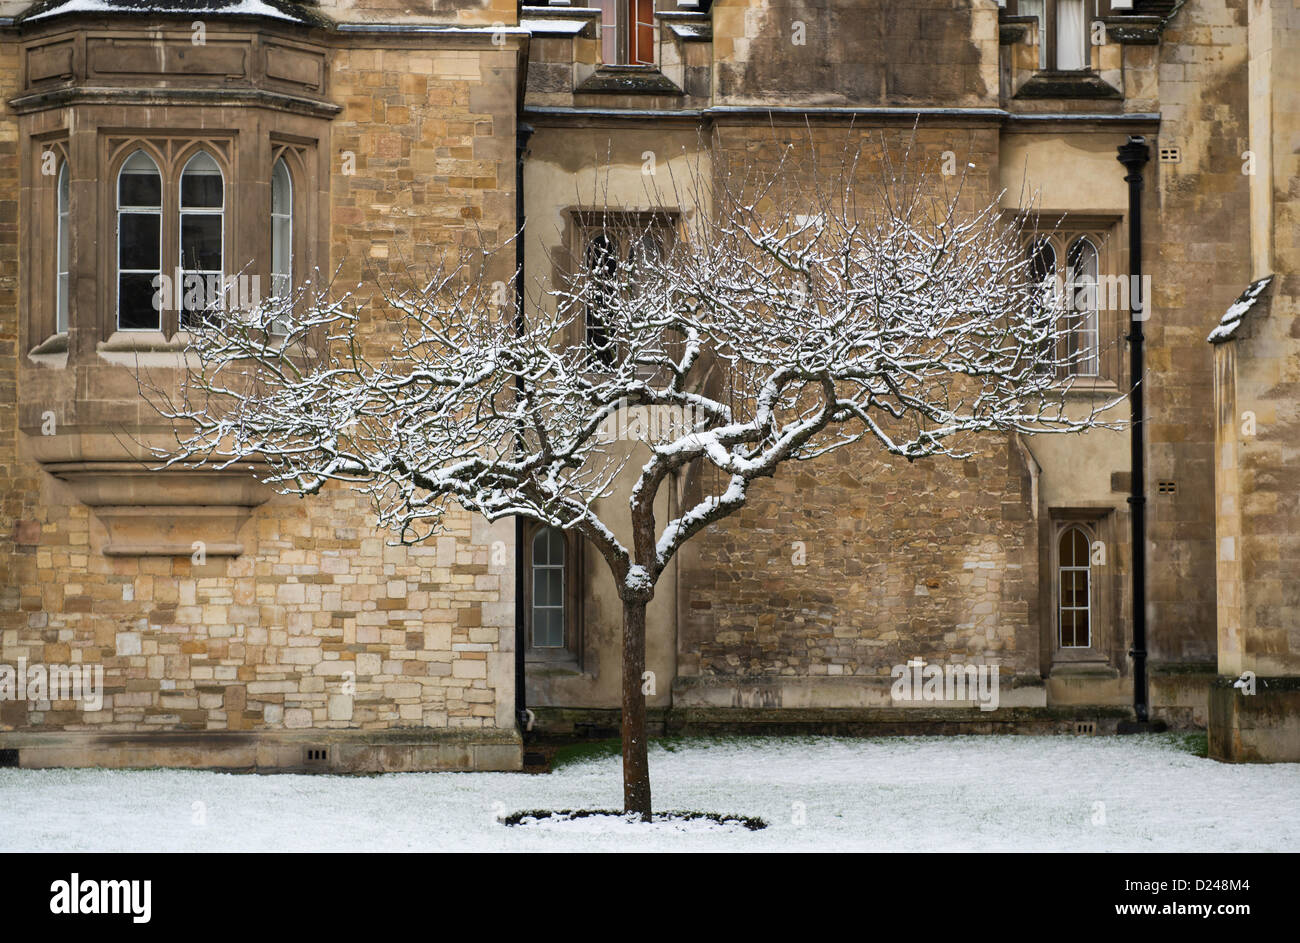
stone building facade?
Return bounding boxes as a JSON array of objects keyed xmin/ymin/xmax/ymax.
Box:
[{"xmin": 1, "ymin": 0, "xmax": 1296, "ymax": 769}]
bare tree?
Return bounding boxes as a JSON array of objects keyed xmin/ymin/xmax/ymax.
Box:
[{"xmin": 143, "ymin": 132, "xmax": 1119, "ymax": 819}]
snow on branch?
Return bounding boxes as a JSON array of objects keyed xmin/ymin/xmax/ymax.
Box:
[{"xmin": 143, "ymin": 129, "xmax": 1122, "ymax": 599}]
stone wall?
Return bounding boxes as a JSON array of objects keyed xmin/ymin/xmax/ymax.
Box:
[
  {"xmin": 673, "ymin": 124, "xmax": 1045, "ymax": 703},
  {"xmin": 1144, "ymin": 0, "xmax": 1251, "ymax": 670},
  {"xmin": 0, "ymin": 27, "xmax": 524, "ymax": 771},
  {"xmin": 5, "ymin": 477, "xmax": 515, "ymax": 735},
  {"xmin": 710, "ymin": 0, "xmax": 999, "ymax": 107}
]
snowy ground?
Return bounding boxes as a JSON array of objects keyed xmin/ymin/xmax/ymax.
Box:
[{"xmin": 1, "ymin": 734, "xmax": 1295, "ymax": 852}]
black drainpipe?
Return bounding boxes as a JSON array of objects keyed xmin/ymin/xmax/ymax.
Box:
[
  {"xmin": 1117, "ymin": 136, "xmax": 1152, "ymax": 728},
  {"xmin": 514, "ymin": 119, "xmax": 534, "ymax": 731}
]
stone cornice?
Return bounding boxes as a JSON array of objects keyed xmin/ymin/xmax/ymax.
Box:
[{"xmin": 9, "ymin": 83, "xmax": 341, "ymax": 116}]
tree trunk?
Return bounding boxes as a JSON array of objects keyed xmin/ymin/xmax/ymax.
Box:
[{"xmin": 621, "ymin": 597, "xmax": 652, "ymax": 820}]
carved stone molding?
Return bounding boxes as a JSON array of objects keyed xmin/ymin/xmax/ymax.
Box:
[
  {"xmin": 46, "ymin": 464, "xmax": 273, "ymax": 557},
  {"xmin": 11, "ymin": 25, "xmax": 337, "ymax": 118}
]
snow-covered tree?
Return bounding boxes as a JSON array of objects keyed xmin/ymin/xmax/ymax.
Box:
[{"xmin": 144, "ymin": 133, "xmax": 1119, "ymax": 818}]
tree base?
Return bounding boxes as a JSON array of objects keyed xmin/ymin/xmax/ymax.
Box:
[{"xmin": 502, "ymin": 808, "xmax": 767, "ymax": 830}]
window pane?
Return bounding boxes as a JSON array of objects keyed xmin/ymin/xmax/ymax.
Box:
[
  {"xmin": 1073, "ymin": 528, "xmax": 1089, "ymax": 564},
  {"xmin": 585, "ymin": 236, "xmax": 616, "ymax": 365},
  {"xmin": 1019, "ymin": 0, "xmax": 1047, "ymax": 69},
  {"xmin": 57, "ymin": 275, "xmax": 68, "ymax": 333},
  {"xmin": 181, "ymin": 215, "xmax": 222, "ymax": 270},
  {"xmin": 1065, "ymin": 570, "xmax": 1084, "ymax": 607},
  {"xmin": 58, "ymin": 205, "xmax": 69, "ymax": 270},
  {"xmin": 119, "ymin": 273, "xmax": 161, "ymax": 330},
  {"xmin": 547, "ymin": 569, "xmax": 562, "ymax": 610},
  {"xmin": 533, "ymin": 567, "xmax": 549, "ymax": 607},
  {"xmin": 532, "ymin": 528, "xmax": 550, "ymax": 566},
  {"xmin": 534, "ymin": 608, "xmax": 561, "ymax": 648},
  {"xmin": 1060, "ymin": 609, "xmax": 1076, "ymax": 648},
  {"xmin": 1029, "ymin": 238, "xmax": 1056, "ymax": 288},
  {"xmin": 57, "ymin": 164, "xmax": 69, "ymax": 333},
  {"xmin": 181, "ymin": 151, "xmax": 223, "ymax": 208},
  {"xmin": 1057, "ymin": 0, "xmax": 1087, "ymax": 70},
  {"xmin": 181, "ymin": 172, "xmax": 223, "ymax": 209},
  {"xmin": 630, "ymin": 0, "xmax": 655, "ymax": 64},
  {"xmin": 119, "ymin": 213, "xmax": 160, "ymax": 269},
  {"xmin": 180, "ymin": 295, "xmax": 217, "ymax": 329},
  {"xmin": 594, "ymin": 0, "xmax": 617, "ymax": 63},
  {"xmin": 1066, "ymin": 237, "xmax": 1100, "ymax": 375},
  {"xmin": 119, "ymin": 171, "xmax": 160, "ymax": 207},
  {"xmin": 272, "ymin": 217, "xmax": 291, "ymax": 279},
  {"xmin": 271, "ymin": 274, "xmax": 290, "ymax": 303},
  {"xmin": 1059, "ymin": 528, "xmax": 1075, "ymax": 566},
  {"xmin": 272, "ymin": 159, "xmax": 291, "ymax": 215}
]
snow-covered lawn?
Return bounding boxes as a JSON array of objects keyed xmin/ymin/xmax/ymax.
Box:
[{"xmin": 1, "ymin": 734, "xmax": 1295, "ymax": 852}]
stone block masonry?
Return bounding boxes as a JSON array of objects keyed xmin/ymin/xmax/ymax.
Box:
[{"xmin": 0, "ymin": 32, "xmax": 524, "ymax": 772}]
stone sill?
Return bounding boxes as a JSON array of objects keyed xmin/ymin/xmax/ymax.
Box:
[
  {"xmin": 576, "ymin": 66, "xmax": 683, "ymax": 97},
  {"xmin": 1050, "ymin": 662, "xmax": 1120, "ymax": 679},
  {"xmin": 655, "ymin": 10, "xmax": 710, "ymax": 42},
  {"xmin": 1057, "ymin": 377, "xmax": 1122, "ymax": 396},
  {"xmin": 526, "ymin": 661, "xmax": 589, "ymax": 679},
  {"xmin": 28, "ymin": 331, "xmax": 69, "ymax": 368},
  {"xmin": 95, "ymin": 330, "xmax": 199, "ymax": 368},
  {"xmin": 92, "ymin": 329, "xmax": 302, "ymax": 366},
  {"xmin": 1015, "ymin": 71, "xmax": 1123, "ymax": 100}
]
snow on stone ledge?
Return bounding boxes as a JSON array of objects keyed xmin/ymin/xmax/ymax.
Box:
[
  {"xmin": 1207, "ymin": 275, "xmax": 1273, "ymax": 344},
  {"xmin": 20, "ymin": 0, "xmax": 313, "ymax": 24}
]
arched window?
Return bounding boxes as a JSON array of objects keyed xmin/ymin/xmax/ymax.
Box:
[
  {"xmin": 628, "ymin": 229, "xmax": 662, "ymax": 291},
  {"xmin": 271, "ymin": 157, "xmax": 292, "ymax": 303},
  {"xmin": 1058, "ymin": 526, "xmax": 1092, "ymax": 648},
  {"xmin": 1028, "ymin": 237, "xmax": 1057, "ymax": 370},
  {"xmin": 1067, "ymin": 236, "xmax": 1100, "ymax": 376},
  {"xmin": 56, "ymin": 161, "xmax": 69, "ymax": 334},
  {"xmin": 1028, "ymin": 236, "xmax": 1056, "ymax": 291},
  {"xmin": 179, "ymin": 150, "xmax": 224, "ymax": 329},
  {"xmin": 116, "ymin": 150, "xmax": 162, "ymax": 331},
  {"xmin": 531, "ymin": 526, "xmax": 567, "ymax": 649},
  {"xmin": 585, "ymin": 233, "xmax": 618, "ymax": 367}
]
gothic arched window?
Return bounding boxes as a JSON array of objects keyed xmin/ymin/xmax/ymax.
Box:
[
  {"xmin": 1058, "ymin": 525, "xmax": 1092, "ymax": 649},
  {"xmin": 116, "ymin": 150, "xmax": 163, "ymax": 331}
]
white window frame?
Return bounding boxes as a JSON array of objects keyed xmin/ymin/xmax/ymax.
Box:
[
  {"xmin": 270, "ymin": 156, "xmax": 293, "ymax": 333},
  {"xmin": 56, "ymin": 160, "xmax": 69, "ymax": 334},
  {"xmin": 177, "ymin": 149, "xmax": 225, "ymax": 331},
  {"xmin": 531, "ymin": 526, "xmax": 567, "ymax": 649},
  {"xmin": 1057, "ymin": 525, "xmax": 1093, "ymax": 649},
  {"xmin": 115, "ymin": 150, "xmax": 163, "ymax": 332}
]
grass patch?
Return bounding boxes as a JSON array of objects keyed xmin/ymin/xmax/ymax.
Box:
[
  {"xmin": 547, "ymin": 734, "xmax": 734, "ymax": 769},
  {"xmin": 1170, "ymin": 731, "xmax": 1209, "ymax": 757},
  {"xmin": 547, "ymin": 739, "xmax": 622, "ymax": 769}
]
